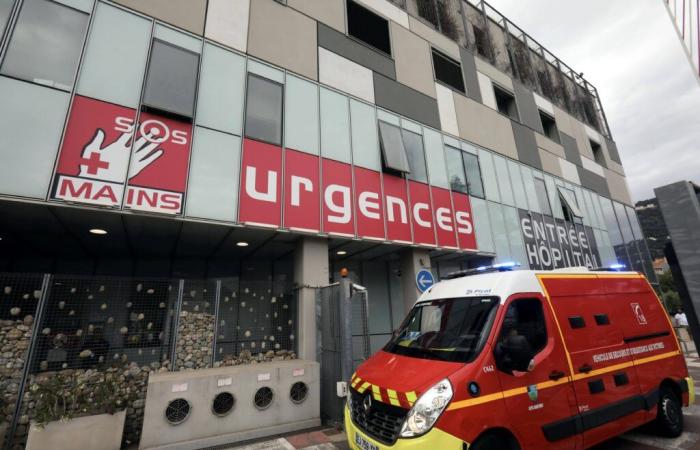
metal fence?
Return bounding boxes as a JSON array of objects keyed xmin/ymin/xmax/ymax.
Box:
[
  {"xmin": 388, "ymin": 0, "xmax": 612, "ymax": 138},
  {"xmin": 0, "ymin": 272, "xmax": 298, "ymax": 450},
  {"xmin": 316, "ymin": 281, "xmax": 370, "ymax": 426}
]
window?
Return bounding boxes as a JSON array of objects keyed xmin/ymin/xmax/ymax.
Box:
[
  {"xmin": 245, "ymin": 74, "xmax": 283, "ymax": 145},
  {"xmin": 347, "ymin": 0, "xmax": 391, "ymax": 55},
  {"xmin": 558, "ymin": 186, "xmax": 583, "ymax": 224},
  {"xmin": 473, "ymin": 25, "xmax": 490, "ymax": 59},
  {"xmin": 432, "ymin": 49, "xmax": 465, "ymax": 93},
  {"xmin": 378, "ymin": 121, "xmax": 410, "ymax": 173},
  {"xmin": 498, "ymin": 298, "xmax": 547, "ymax": 359},
  {"xmin": 141, "ymin": 40, "xmax": 199, "ymax": 119},
  {"xmin": 1, "ymin": 0, "xmax": 13, "ymax": 37},
  {"xmin": 539, "ymin": 111, "xmax": 560, "ymax": 143},
  {"xmin": 445, "ymin": 146, "xmax": 468, "ymax": 193},
  {"xmin": 590, "ymin": 139, "xmax": 605, "ymax": 166},
  {"xmin": 402, "ymin": 129, "xmax": 428, "ymax": 183},
  {"xmin": 533, "ymin": 177, "xmax": 552, "ymax": 216},
  {"xmin": 463, "ymin": 152, "xmax": 485, "ymax": 198},
  {"xmin": 493, "ymin": 84, "xmax": 518, "ymax": 120},
  {"xmin": 0, "ymin": 0, "xmax": 88, "ymax": 90}
]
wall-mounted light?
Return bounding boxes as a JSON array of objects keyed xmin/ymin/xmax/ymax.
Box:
[
  {"xmin": 236, "ymin": 241, "xmax": 249, "ymax": 247},
  {"xmin": 336, "ymin": 250, "xmax": 347, "ymax": 255},
  {"xmin": 89, "ymin": 228, "xmax": 107, "ymax": 235}
]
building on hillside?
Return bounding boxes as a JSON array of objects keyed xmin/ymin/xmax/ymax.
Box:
[
  {"xmin": 635, "ymin": 197, "xmax": 672, "ymax": 260},
  {"xmin": 0, "ymin": 0, "xmax": 655, "ymax": 447}
]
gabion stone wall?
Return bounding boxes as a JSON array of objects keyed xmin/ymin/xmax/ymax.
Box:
[
  {"xmin": 174, "ymin": 310, "xmax": 214, "ymax": 370},
  {"xmin": 0, "ymin": 316, "xmax": 33, "ymax": 448}
]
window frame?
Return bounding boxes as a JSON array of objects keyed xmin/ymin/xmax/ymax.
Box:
[
  {"xmin": 493, "ymin": 83, "xmax": 519, "ymax": 121},
  {"xmin": 141, "ymin": 38, "xmax": 201, "ymax": 121},
  {"xmin": 538, "ymin": 110, "xmax": 560, "ymax": 143},
  {"xmin": 590, "ymin": 139, "xmax": 606, "ymax": 166},
  {"xmin": 431, "ymin": 48, "xmax": 466, "ymax": 94},
  {"xmin": 0, "ymin": 0, "xmax": 89, "ymax": 91},
  {"xmin": 533, "ymin": 176, "xmax": 552, "ymax": 216},
  {"xmin": 401, "ymin": 128, "xmax": 428, "ymax": 183},
  {"xmin": 346, "ymin": 0, "xmax": 392, "ymax": 56},
  {"xmin": 378, "ymin": 120, "xmax": 411, "ymax": 174},
  {"xmin": 462, "ymin": 151, "xmax": 485, "ymax": 199},
  {"xmin": 244, "ymin": 72, "xmax": 285, "ymax": 146},
  {"xmin": 557, "ymin": 186, "xmax": 583, "ymax": 224}
]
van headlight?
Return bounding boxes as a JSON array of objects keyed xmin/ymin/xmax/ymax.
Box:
[{"xmin": 399, "ymin": 378, "xmax": 453, "ymax": 438}]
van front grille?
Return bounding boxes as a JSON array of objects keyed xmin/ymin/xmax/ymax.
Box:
[{"xmin": 350, "ymin": 388, "xmax": 407, "ymax": 445}]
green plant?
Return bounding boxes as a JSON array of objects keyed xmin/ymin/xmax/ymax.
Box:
[{"xmin": 31, "ymin": 372, "xmax": 131, "ymax": 427}]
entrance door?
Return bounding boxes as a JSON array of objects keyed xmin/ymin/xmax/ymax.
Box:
[{"xmin": 495, "ymin": 296, "xmax": 581, "ymax": 450}]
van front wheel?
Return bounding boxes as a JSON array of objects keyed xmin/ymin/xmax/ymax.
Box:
[
  {"xmin": 470, "ymin": 432, "xmax": 519, "ymax": 450},
  {"xmin": 655, "ymin": 386, "xmax": 683, "ymax": 437}
]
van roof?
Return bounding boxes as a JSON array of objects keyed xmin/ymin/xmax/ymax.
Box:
[{"xmin": 418, "ymin": 268, "xmax": 641, "ymax": 305}]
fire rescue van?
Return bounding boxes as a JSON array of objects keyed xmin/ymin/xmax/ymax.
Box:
[{"xmin": 345, "ymin": 266, "xmax": 693, "ymax": 450}]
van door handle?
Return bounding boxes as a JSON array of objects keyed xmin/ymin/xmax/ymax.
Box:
[
  {"xmin": 578, "ymin": 363, "xmax": 593, "ymax": 374},
  {"xmin": 549, "ymin": 370, "xmax": 566, "ymax": 381}
]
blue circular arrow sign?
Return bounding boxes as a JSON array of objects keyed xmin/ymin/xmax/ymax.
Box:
[{"xmin": 415, "ymin": 269, "xmax": 435, "ymax": 293}]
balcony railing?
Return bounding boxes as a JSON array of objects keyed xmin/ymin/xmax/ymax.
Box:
[{"xmin": 386, "ymin": 0, "xmax": 612, "ymax": 139}]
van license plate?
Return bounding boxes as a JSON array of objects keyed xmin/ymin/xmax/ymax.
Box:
[{"xmin": 355, "ymin": 433, "xmax": 378, "ymax": 450}]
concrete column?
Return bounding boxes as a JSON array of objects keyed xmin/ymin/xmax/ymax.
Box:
[
  {"xmin": 399, "ymin": 248, "xmax": 432, "ymax": 316},
  {"xmin": 294, "ymin": 236, "xmax": 329, "ymax": 361}
]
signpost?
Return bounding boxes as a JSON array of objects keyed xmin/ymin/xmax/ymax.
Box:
[{"xmin": 416, "ymin": 269, "xmax": 435, "ymax": 293}]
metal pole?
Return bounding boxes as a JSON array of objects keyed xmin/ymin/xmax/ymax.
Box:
[
  {"xmin": 339, "ymin": 278, "xmax": 353, "ymax": 384},
  {"xmin": 211, "ymin": 280, "xmax": 222, "ymax": 368},
  {"xmin": 5, "ymin": 274, "xmax": 52, "ymax": 450},
  {"xmin": 169, "ymin": 279, "xmax": 185, "ymax": 371}
]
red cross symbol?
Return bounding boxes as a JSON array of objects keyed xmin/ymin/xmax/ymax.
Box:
[{"xmin": 80, "ymin": 152, "xmax": 109, "ymax": 175}]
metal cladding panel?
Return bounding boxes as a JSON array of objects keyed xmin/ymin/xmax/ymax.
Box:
[
  {"xmin": 511, "ymin": 122, "xmax": 542, "ymax": 170},
  {"xmin": 238, "ymin": 139, "xmax": 283, "ymax": 227},
  {"xmin": 577, "ymin": 166, "xmax": 610, "ymax": 198},
  {"xmin": 561, "ymin": 131, "xmax": 583, "ymax": 167},
  {"xmin": 459, "ymin": 47, "xmax": 482, "ymax": 103},
  {"xmin": 321, "ymin": 158, "xmax": 355, "ymax": 237},
  {"xmin": 513, "ymin": 81, "xmax": 544, "ymax": 134},
  {"xmin": 604, "ymin": 137, "xmax": 622, "ymax": 164},
  {"xmin": 284, "ymin": 149, "xmax": 321, "ymax": 233},
  {"xmin": 354, "ymin": 166, "xmax": 386, "ymax": 240},
  {"xmin": 373, "ymin": 73, "xmax": 441, "ymax": 130},
  {"xmin": 317, "ymin": 23, "xmax": 396, "ymax": 79}
]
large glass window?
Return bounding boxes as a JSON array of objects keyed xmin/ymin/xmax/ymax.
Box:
[
  {"xmin": 351, "ymin": 100, "xmax": 379, "ymax": 169},
  {"xmin": 520, "ymin": 166, "xmax": 540, "ymax": 213},
  {"xmin": 378, "ymin": 121, "xmax": 410, "ymax": 173},
  {"xmin": 507, "ymin": 160, "xmax": 527, "ymax": 209},
  {"xmin": 424, "ymin": 128, "xmax": 448, "ymax": 188},
  {"xmin": 402, "ymin": 129, "xmax": 428, "ymax": 183},
  {"xmin": 197, "ymin": 43, "xmax": 246, "ymax": 135},
  {"xmin": 463, "ymin": 152, "xmax": 485, "ymax": 199},
  {"xmin": 142, "ymin": 40, "xmax": 199, "ymax": 119},
  {"xmin": 244, "ymin": 74, "xmax": 283, "ymax": 145},
  {"xmin": 347, "ymin": 0, "xmax": 391, "ymax": 55},
  {"xmin": 558, "ymin": 186, "xmax": 583, "ymax": 223},
  {"xmin": 0, "ymin": 0, "xmax": 13, "ymax": 37},
  {"xmin": 478, "ymin": 149, "xmax": 500, "ymax": 202},
  {"xmin": 533, "ymin": 177, "xmax": 552, "ymax": 216},
  {"xmin": 599, "ymin": 197, "xmax": 629, "ymax": 267},
  {"xmin": 493, "ymin": 155, "xmax": 515, "ymax": 207},
  {"xmin": 471, "ymin": 197, "xmax": 494, "ymax": 253},
  {"xmin": 445, "ymin": 145, "xmax": 468, "ymax": 193},
  {"xmin": 285, "ymin": 74, "xmax": 319, "ymax": 154},
  {"xmin": 1, "ymin": 0, "xmax": 88, "ymax": 90},
  {"xmin": 76, "ymin": 2, "xmax": 152, "ymax": 108},
  {"xmin": 320, "ymin": 87, "xmax": 351, "ymax": 163}
]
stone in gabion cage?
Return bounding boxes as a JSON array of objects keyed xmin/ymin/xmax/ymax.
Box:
[
  {"xmin": 69, "ymin": 310, "xmax": 75, "ymax": 316},
  {"xmin": 147, "ymin": 288, "xmax": 154, "ymax": 294},
  {"xmin": 22, "ymin": 293, "xmax": 29, "ymax": 300},
  {"xmin": 241, "ymin": 301, "xmax": 246, "ymax": 308},
  {"xmin": 58, "ymin": 301, "xmax": 65, "ymax": 309},
  {"xmin": 271, "ymin": 297, "xmax": 277, "ymax": 304},
  {"xmin": 79, "ymin": 349, "xmax": 94, "ymax": 358},
  {"xmin": 137, "ymin": 313, "xmax": 145, "ymax": 321},
  {"xmin": 3, "ymin": 286, "xmax": 11, "ymax": 294},
  {"xmin": 126, "ymin": 302, "xmax": 132, "ymax": 308},
  {"xmin": 88, "ymin": 324, "xmax": 95, "ymax": 332},
  {"xmin": 119, "ymin": 327, "xmax": 128, "ymax": 335},
  {"xmin": 244, "ymin": 330, "xmax": 251, "ymax": 337},
  {"xmin": 107, "ymin": 317, "xmax": 114, "ymax": 324},
  {"xmin": 100, "ymin": 303, "xmax": 107, "ymax": 310},
  {"xmin": 76, "ymin": 329, "xmax": 83, "ymax": 337},
  {"xmin": 159, "ymin": 302, "xmax": 166, "ymax": 308},
  {"xmin": 10, "ymin": 307, "xmax": 20, "ymax": 316},
  {"xmin": 87, "ymin": 294, "xmax": 94, "ymax": 300},
  {"xmin": 42, "ymin": 327, "xmax": 51, "ymax": 335},
  {"xmin": 290, "ymin": 334, "xmax": 295, "ymax": 340},
  {"xmin": 137, "ymin": 284, "xmax": 143, "ymax": 292},
  {"xmin": 33, "ymin": 290, "xmax": 41, "ymax": 299},
  {"xmin": 70, "ymin": 287, "xmax": 76, "ymax": 293},
  {"xmin": 99, "ymin": 285, "xmax": 105, "ymax": 292}
]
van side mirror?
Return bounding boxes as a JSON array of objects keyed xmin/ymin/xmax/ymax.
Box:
[{"xmin": 495, "ymin": 334, "xmax": 534, "ymax": 374}]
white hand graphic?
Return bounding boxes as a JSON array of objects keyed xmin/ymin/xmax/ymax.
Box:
[{"xmin": 77, "ymin": 129, "xmax": 164, "ymax": 183}]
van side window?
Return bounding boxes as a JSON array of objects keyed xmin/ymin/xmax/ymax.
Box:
[{"xmin": 499, "ymin": 299, "xmax": 547, "ymax": 355}]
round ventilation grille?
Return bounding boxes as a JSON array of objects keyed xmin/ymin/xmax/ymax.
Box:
[
  {"xmin": 212, "ymin": 392, "xmax": 235, "ymax": 416},
  {"xmin": 254, "ymin": 387, "xmax": 274, "ymax": 410},
  {"xmin": 290, "ymin": 382, "xmax": 308, "ymax": 404},
  {"xmin": 165, "ymin": 398, "xmax": 191, "ymax": 425}
]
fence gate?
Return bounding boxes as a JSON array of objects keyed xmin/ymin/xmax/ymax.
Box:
[{"xmin": 316, "ymin": 279, "xmax": 369, "ymax": 426}]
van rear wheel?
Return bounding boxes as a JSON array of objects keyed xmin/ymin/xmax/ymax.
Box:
[
  {"xmin": 471, "ymin": 432, "xmax": 519, "ymax": 450},
  {"xmin": 655, "ymin": 386, "xmax": 683, "ymax": 437}
]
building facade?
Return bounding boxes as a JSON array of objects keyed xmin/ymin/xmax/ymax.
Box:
[{"xmin": 0, "ymin": 0, "xmax": 655, "ymax": 447}]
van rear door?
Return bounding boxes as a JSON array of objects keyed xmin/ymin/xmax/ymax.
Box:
[
  {"xmin": 601, "ymin": 275, "xmax": 684, "ymax": 421},
  {"xmin": 539, "ymin": 274, "xmax": 647, "ymax": 449}
]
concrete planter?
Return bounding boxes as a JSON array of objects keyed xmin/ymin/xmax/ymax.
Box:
[{"xmin": 26, "ymin": 410, "xmax": 126, "ymax": 450}]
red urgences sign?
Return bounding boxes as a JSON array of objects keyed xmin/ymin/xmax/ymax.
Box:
[{"xmin": 239, "ymin": 139, "xmax": 478, "ymax": 251}]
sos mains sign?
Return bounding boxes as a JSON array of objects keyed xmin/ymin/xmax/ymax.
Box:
[{"xmin": 49, "ymin": 96, "xmax": 478, "ymax": 251}]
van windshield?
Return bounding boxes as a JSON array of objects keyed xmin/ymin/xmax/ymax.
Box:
[{"xmin": 384, "ymin": 297, "xmax": 499, "ymax": 363}]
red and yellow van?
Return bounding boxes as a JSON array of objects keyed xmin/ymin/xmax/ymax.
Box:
[{"xmin": 345, "ymin": 267, "xmax": 693, "ymax": 450}]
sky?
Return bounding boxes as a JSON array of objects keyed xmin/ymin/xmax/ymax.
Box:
[{"xmin": 489, "ymin": 0, "xmax": 700, "ymax": 202}]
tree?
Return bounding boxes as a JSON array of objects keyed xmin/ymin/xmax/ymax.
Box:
[{"xmin": 658, "ymin": 270, "xmax": 681, "ymax": 313}]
